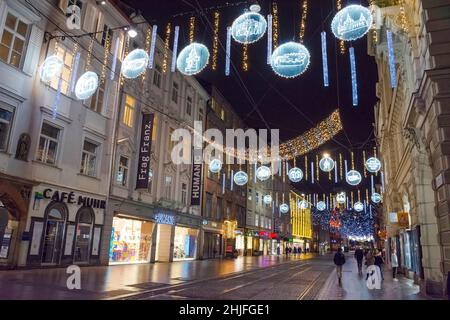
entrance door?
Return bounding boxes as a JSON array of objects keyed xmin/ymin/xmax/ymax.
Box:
[
  {"xmin": 42, "ymin": 206, "xmax": 66, "ymax": 264},
  {"xmin": 73, "ymin": 208, "xmax": 94, "ymax": 264}
]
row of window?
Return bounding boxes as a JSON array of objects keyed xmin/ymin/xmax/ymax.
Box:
[{"xmin": 248, "ymin": 188, "xmax": 271, "ymax": 208}]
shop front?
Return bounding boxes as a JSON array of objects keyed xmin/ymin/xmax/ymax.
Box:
[
  {"xmin": 201, "ymin": 220, "xmax": 223, "ymax": 259},
  {"xmin": 26, "ymin": 185, "xmax": 105, "ymax": 267},
  {"xmin": 235, "ymin": 230, "xmax": 245, "ymax": 256},
  {"xmin": 173, "ymin": 225, "xmax": 199, "ymax": 261},
  {"xmin": 293, "ymin": 238, "xmax": 304, "ymax": 253}
]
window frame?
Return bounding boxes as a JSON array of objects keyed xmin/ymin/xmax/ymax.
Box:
[
  {"xmin": 48, "ymin": 42, "xmax": 74, "ymax": 96},
  {"xmin": 36, "ymin": 121, "xmax": 62, "ymax": 165},
  {"xmin": 0, "ymin": 102, "xmax": 14, "ymax": 152},
  {"xmin": 186, "ymin": 96, "xmax": 192, "ymax": 116},
  {"xmin": 0, "ymin": 10, "xmax": 30, "ymax": 69},
  {"xmin": 152, "ymin": 63, "xmax": 162, "ymax": 88},
  {"xmin": 171, "ymin": 82, "xmax": 178, "ymax": 104},
  {"xmin": 116, "ymin": 155, "xmax": 129, "ymax": 186},
  {"xmin": 181, "ymin": 182, "xmax": 187, "ymax": 205},
  {"xmin": 80, "ymin": 139, "xmax": 99, "ymax": 177},
  {"xmin": 122, "ymin": 94, "xmax": 135, "ymax": 128}
]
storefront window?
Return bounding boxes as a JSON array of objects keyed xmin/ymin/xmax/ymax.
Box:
[
  {"xmin": 173, "ymin": 226, "xmax": 198, "ymax": 260},
  {"xmin": 73, "ymin": 208, "xmax": 94, "ymax": 263},
  {"xmin": 109, "ymin": 217, "xmax": 153, "ymax": 264},
  {"xmin": 42, "ymin": 203, "xmax": 67, "ymax": 264}
]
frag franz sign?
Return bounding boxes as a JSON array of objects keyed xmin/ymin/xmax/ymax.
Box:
[{"xmin": 136, "ymin": 113, "xmax": 154, "ymax": 189}]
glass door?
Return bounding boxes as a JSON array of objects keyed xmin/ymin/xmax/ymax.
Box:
[
  {"xmin": 73, "ymin": 223, "xmax": 92, "ymax": 263},
  {"xmin": 42, "ymin": 219, "xmax": 64, "ymax": 264}
]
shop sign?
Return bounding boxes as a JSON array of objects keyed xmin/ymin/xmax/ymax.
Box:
[
  {"xmin": 136, "ymin": 113, "xmax": 154, "ymax": 189},
  {"xmin": 42, "ymin": 188, "xmax": 105, "ymax": 209},
  {"xmin": 191, "ymin": 148, "xmax": 203, "ymax": 205},
  {"xmin": 397, "ymin": 212, "xmax": 409, "ymax": 227},
  {"xmin": 234, "ymin": 230, "xmax": 243, "ymax": 235},
  {"xmin": 259, "ymin": 231, "xmax": 269, "ymax": 238},
  {"xmin": 154, "ymin": 213, "xmax": 175, "ymax": 225},
  {"xmin": 269, "ymin": 232, "xmax": 278, "ymax": 239}
]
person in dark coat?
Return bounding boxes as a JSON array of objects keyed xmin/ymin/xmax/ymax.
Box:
[
  {"xmin": 374, "ymin": 250, "xmax": 385, "ymax": 280},
  {"xmin": 333, "ymin": 248, "xmax": 346, "ymax": 285},
  {"xmin": 354, "ymin": 247, "xmax": 364, "ymax": 275}
]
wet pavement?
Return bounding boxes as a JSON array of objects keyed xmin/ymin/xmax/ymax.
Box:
[{"xmin": 0, "ymin": 253, "xmax": 431, "ymax": 300}]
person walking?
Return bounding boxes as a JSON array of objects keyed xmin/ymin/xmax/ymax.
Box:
[
  {"xmin": 365, "ymin": 249, "xmax": 375, "ymax": 280},
  {"xmin": 391, "ymin": 249, "xmax": 399, "ymax": 281},
  {"xmin": 354, "ymin": 246, "xmax": 364, "ymax": 275},
  {"xmin": 333, "ymin": 248, "xmax": 346, "ymax": 285},
  {"xmin": 374, "ymin": 250, "xmax": 385, "ymax": 280}
]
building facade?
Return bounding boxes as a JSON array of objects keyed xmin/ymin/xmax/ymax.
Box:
[
  {"xmin": 289, "ymin": 190, "xmax": 312, "ymax": 252},
  {"xmin": 370, "ymin": 0, "xmax": 450, "ymax": 296}
]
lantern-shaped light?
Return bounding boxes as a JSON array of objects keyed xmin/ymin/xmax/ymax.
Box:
[
  {"xmin": 270, "ymin": 42, "xmax": 310, "ymax": 78},
  {"xmin": 279, "ymin": 203, "xmax": 289, "ymax": 214},
  {"xmin": 75, "ymin": 71, "xmax": 99, "ymax": 100},
  {"xmin": 234, "ymin": 171, "xmax": 248, "ymax": 186},
  {"xmin": 231, "ymin": 12, "xmax": 267, "ymax": 44},
  {"xmin": 366, "ymin": 157, "xmax": 381, "ymax": 173},
  {"xmin": 256, "ymin": 165, "xmax": 271, "ymax": 181},
  {"xmin": 209, "ymin": 158, "xmax": 222, "ymax": 173},
  {"xmin": 121, "ymin": 49, "xmax": 149, "ymax": 79},
  {"xmin": 288, "ymin": 167, "xmax": 303, "ymax": 183},
  {"xmin": 319, "ymin": 154, "xmax": 335, "ymax": 172},
  {"xmin": 177, "ymin": 42, "xmax": 210, "ymax": 76},
  {"xmin": 346, "ymin": 170, "xmax": 362, "ymax": 186},
  {"xmin": 317, "ymin": 201, "xmax": 326, "ymax": 211},
  {"xmin": 353, "ymin": 201, "xmax": 364, "ymax": 212},
  {"xmin": 331, "ymin": 5, "xmax": 373, "ymax": 41},
  {"xmin": 40, "ymin": 55, "xmax": 64, "ymax": 82}
]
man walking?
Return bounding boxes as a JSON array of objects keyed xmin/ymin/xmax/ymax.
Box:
[
  {"xmin": 333, "ymin": 248, "xmax": 346, "ymax": 285},
  {"xmin": 354, "ymin": 246, "xmax": 364, "ymax": 275}
]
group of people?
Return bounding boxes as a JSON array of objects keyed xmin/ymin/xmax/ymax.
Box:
[
  {"xmin": 284, "ymin": 246, "xmax": 309, "ymax": 256},
  {"xmin": 333, "ymin": 246, "xmax": 399, "ymax": 286}
]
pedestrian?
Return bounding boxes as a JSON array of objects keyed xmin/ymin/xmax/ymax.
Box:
[
  {"xmin": 374, "ymin": 250, "xmax": 385, "ymax": 280},
  {"xmin": 354, "ymin": 246, "xmax": 364, "ymax": 275},
  {"xmin": 365, "ymin": 249, "xmax": 375, "ymax": 280},
  {"xmin": 285, "ymin": 246, "xmax": 289, "ymax": 256},
  {"xmin": 391, "ymin": 249, "xmax": 399, "ymax": 281},
  {"xmin": 333, "ymin": 247, "xmax": 346, "ymax": 285}
]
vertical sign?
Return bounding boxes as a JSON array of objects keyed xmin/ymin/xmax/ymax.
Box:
[
  {"xmin": 191, "ymin": 121, "xmax": 203, "ymax": 205},
  {"xmin": 136, "ymin": 113, "xmax": 154, "ymax": 189}
]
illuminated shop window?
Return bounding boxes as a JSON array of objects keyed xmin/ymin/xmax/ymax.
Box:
[{"xmin": 122, "ymin": 94, "xmax": 135, "ymax": 127}]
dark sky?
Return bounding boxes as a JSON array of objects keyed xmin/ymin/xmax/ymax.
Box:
[{"xmin": 123, "ymin": 0, "xmax": 379, "ymax": 196}]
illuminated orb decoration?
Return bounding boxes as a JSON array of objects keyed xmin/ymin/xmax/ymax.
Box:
[
  {"xmin": 353, "ymin": 201, "xmax": 364, "ymax": 212},
  {"xmin": 371, "ymin": 193, "xmax": 382, "ymax": 204},
  {"xmin": 331, "ymin": 5, "xmax": 373, "ymax": 41},
  {"xmin": 336, "ymin": 192, "xmax": 346, "ymax": 204},
  {"xmin": 256, "ymin": 165, "xmax": 271, "ymax": 181},
  {"xmin": 299, "ymin": 200, "xmax": 308, "ymax": 209},
  {"xmin": 366, "ymin": 157, "xmax": 382, "ymax": 173},
  {"xmin": 121, "ymin": 49, "xmax": 149, "ymax": 79},
  {"xmin": 279, "ymin": 203, "xmax": 289, "ymax": 214},
  {"xmin": 234, "ymin": 171, "xmax": 248, "ymax": 186},
  {"xmin": 231, "ymin": 12, "xmax": 267, "ymax": 44},
  {"xmin": 316, "ymin": 201, "xmax": 326, "ymax": 211},
  {"xmin": 263, "ymin": 194, "xmax": 272, "ymax": 204},
  {"xmin": 40, "ymin": 55, "xmax": 64, "ymax": 82},
  {"xmin": 176, "ymin": 42, "xmax": 210, "ymax": 76},
  {"xmin": 288, "ymin": 167, "xmax": 303, "ymax": 183},
  {"xmin": 270, "ymin": 42, "xmax": 310, "ymax": 78},
  {"xmin": 209, "ymin": 158, "xmax": 222, "ymax": 173},
  {"xmin": 346, "ymin": 170, "xmax": 362, "ymax": 186},
  {"xmin": 319, "ymin": 155, "xmax": 335, "ymax": 172},
  {"xmin": 75, "ymin": 71, "xmax": 99, "ymax": 100}
]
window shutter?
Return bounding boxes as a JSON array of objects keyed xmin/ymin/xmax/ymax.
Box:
[
  {"xmin": 58, "ymin": 0, "xmax": 69, "ymax": 13},
  {"xmin": 82, "ymin": 3, "xmax": 96, "ymax": 33},
  {"xmin": 22, "ymin": 25, "xmax": 44, "ymax": 76}
]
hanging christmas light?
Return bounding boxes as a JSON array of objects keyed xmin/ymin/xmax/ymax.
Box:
[
  {"xmin": 331, "ymin": 4, "xmax": 373, "ymax": 41},
  {"xmin": 349, "ymin": 47, "xmax": 358, "ymax": 106},
  {"xmin": 366, "ymin": 157, "xmax": 381, "ymax": 173},
  {"xmin": 234, "ymin": 171, "xmax": 248, "ymax": 186},
  {"xmin": 121, "ymin": 49, "xmax": 149, "ymax": 79},
  {"xmin": 387, "ymin": 30, "xmax": 397, "ymax": 88},
  {"xmin": 242, "ymin": 43, "xmax": 249, "ymax": 71},
  {"xmin": 209, "ymin": 158, "xmax": 222, "ymax": 173},
  {"xmin": 299, "ymin": 0, "xmax": 308, "ymax": 43},
  {"xmin": 321, "ymin": 31, "xmax": 329, "ymax": 87},
  {"xmin": 177, "ymin": 43, "xmax": 210, "ymax": 76},
  {"xmin": 371, "ymin": 193, "xmax": 382, "ymax": 203},
  {"xmin": 346, "ymin": 170, "xmax": 362, "ymax": 186},
  {"xmin": 212, "ymin": 11, "xmax": 220, "ymax": 70},
  {"xmin": 162, "ymin": 23, "xmax": 171, "ymax": 74},
  {"xmin": 317, "ymin": 201, "xmax": 326, "ymax": 211},
  {"xmin": 263, "ymin": 194, "xmax": 273, "ymax": 205},
  {"xmin": 319, "ymin": 154, "xmax": 335, "ymax": 172},
  {"xmin": 225, "ymin": 26, "xmax": 231, "ymax": 76},
  {"xmin": 231, "ymin": 11, "xmax": 267, "ymax": 44},
  {"xmin": 288, "ymin": 167, "xmax": 303, "ymax": 182},
  {"xmin": 270, "ymin": 42, "xmax": 310, "ymax": 78},
  {"xmin": 40, "ymin": 55, "xmax": 63, "ymax": 82},
  {"xmin": 267, "ymin": 14, "xmax": 272, "ymax": 65},
  {"xmin": 353, "ymin": 201, "xmax": 364, "ymax": 212},
  {"xmin": 171, "ymin": 26, "xmax": 180, "ymax": 73},
  {"xmin": 256, "ymin": 165, "xmax": 271, "ymax": 181},
  {"xmin": 189, "ymin": 16, "xmax": 195, "ymax": 43},
  {"xmin": 280, "ymin": 203, "xmax": 289, "ymax": 214},
  {"xmin": 336, "ymin": 192, "xmax": 346, "ymax": 204},
  {"xmin": 272, "ymin": 2, "xmax": 279, "ymax": 49}
]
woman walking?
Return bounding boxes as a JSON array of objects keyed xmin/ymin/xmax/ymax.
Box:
[{"xmin": 391, "ymin": 249, "xmax": 399, "ymax": 281}]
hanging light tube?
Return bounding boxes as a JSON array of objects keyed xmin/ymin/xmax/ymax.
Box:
[
  {"xmin": 349, "ymin": 47, "xmax": 358, "ymax": 106},
  {"xmin": 171, "ymin": 26, "xmax": 180, "ymax": 73},
  {"xmin": 148, "ymin": 25, "xmax": 158, "ymax": 69},
  {"xmin": 321, "ymin": 31, "xmax": 329, "ymax": 87}
]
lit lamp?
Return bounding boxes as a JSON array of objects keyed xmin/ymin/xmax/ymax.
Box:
[
  {"xmin": 126, "ymin": 27, "xmax": 138, "ymax": 38},
  {"xmin": 249, "ymin": 1, "xmax": 261, "ymax": 13}
]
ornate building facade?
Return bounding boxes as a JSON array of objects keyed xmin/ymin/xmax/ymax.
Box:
[{"xmin": 370, "ymin": 0, "xmax": 450, "ymax": 296}]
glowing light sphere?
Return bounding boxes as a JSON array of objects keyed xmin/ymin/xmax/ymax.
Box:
[
  {"xmin": 234, "ymin": 171, "xmax": 248, "ymax": 186},
  {"xmin": 288, "ymin": 167, "xmax": 303, "ymax": 183},
  {"xmin": 346, "ymin": 170, "xmax": 362, "ymax": 186},
  {"xmin": 336, "ymin": 192, "xmax": 346, "ymax": 204},
  {"xmin": 331, "ymin": 5, "xmax": 373, "ymax": 41},
  {"xmin": 263, "ymin": 194, "xmax": 272, "ymax": 204},
  {"xmin": 270, "ymin": 42, "xmax": 310, "ymax": 78},
  {"xmin": 353, "ymin": 201, "xmax": 364, "ymax": 212},
  {"xmin": 231, "ymin": 12, "xmax": 267, "ymax": 44},
  {"xmin": 75, "ymin": 71, "xmax": 99, "ymax": 100},
  {"xmin": 279, "ymin": 203, "xmax": 289, "ymax": 214},
  {"xmin": 299, "ymin": 200, "xmax": 308, "ymax": 209},
  {"xmin": 209, "ymin": 158, "xmax": 222, "ymax": 173},
  {"xmin": 176, "ymin": 42, "xmax": 210, "ymax": 76},
  {"xmin": 121, "ymin": 49, "xmax": 149, "ymax": 79},
  {"xmin": 366, "ymin": 157, "xmax": 382, "ymax": 173},
  {"xmin": 371, "ymin": 193, "xmax": 382, "ymax": 204},
  {"xmin": 317, "ymin": 201, "xmax": 326, "ymax": 211},
  {"xmin": 319, "ymin": 155, "xmax": 335, "ymax": 172},
  {"xmin": 40, "ymin": 55, "xmax": 64, "ymax": 82},
  {"xmin": 256, "ymin": 165, "xmax": 271, "ymax": 181}
]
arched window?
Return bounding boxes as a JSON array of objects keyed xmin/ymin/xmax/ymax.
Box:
[
  {"xmin": 42, "ymin": 202, "xmax": 67, "ymax": 264},
  {"xmin": 73, "ymin": 207, "xmax": 94, "ymax": 264}
]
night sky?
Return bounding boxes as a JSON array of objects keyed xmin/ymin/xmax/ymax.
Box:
[{"xmin": 123, "ymin": 0, "xmax": 379, "ymax": 195}]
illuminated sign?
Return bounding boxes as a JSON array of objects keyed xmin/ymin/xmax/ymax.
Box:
[
  {"xmin": 155, "ymin": 213, "xmax": 175, "ymax": 225},
  {"xmin": 317, "ymin": 201, "xmax": 326, "ymax": 211},
  {"xmin": 336, "ymin": 192, "xmax": 346, "ymax": 204},
  {"xmin": 209, "ymin": 158, "xmax": 222, "ymax": 173},
  {"xmin": 263, "ymin": 194, "xmax": 272, "ymax": 204},
  {"xmin": 270, "ymin": 42, "xmax": 310, "ymax": 78},
  {"xmin": 66, "ymin": 5, "xmax": 81, "ymax": 30},
  {"xmin": 346, "ymin": 170, "xmax": 362, "ymax": 186},
  {"xmin": 371, "ymin": 193, "xmax": 382, "ymax": 203},
  {"xmin": 75, "ymin": 71, "xmax": 99, "ymax": 100},
  {"xmin": 331, "ymin": 5, "xmax": 372, "ymax": 41},
  {"xmin": 256, "ymin": 165, "xmax": 271, "ymax": 181},
  {"xmin": 280, "ymin": 203, "xmax": 289, "ymax": 214},
  {"xmin": 353, "ymin": 202, "xmax": 364, "ymax": 212},
  {"xmin": 319, "ymin": 156, "xmax": 335, "ymax": 172},
  {"xmin": 40, "ymin": 55, "xmax": 64, "ymax": 82},
  {"xmin": 136, "ymin": 113, "xmax": 154, "ymax": 189},
  {"xmin": 299, "ymin": 200, "xmax": 308, "ymax": 209},
  {"xmin": 231, "ymin": 12, "xmax": 267, "ymax": 44},
  {"xmin": 366, "ymin": 157, "xmax": 381, "ymax": 173},
  {"xmin": 177, "ymin": 42, "xmax": 210, "ymax": 76},
  {"xmin": 121, "ymin": 49, "xmax": 149, "ymax": 79},
  {"xmin": 233, "ymin": 171, "xmax": 248, "ymax": 186},
  {"xmin": 288, "ymin": 167, "xmax": 303, "ymax": 183}
]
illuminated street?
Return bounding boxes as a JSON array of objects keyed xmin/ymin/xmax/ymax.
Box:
[{"xmin": 0, "ymin": 253, "xmax": 425, "ymax": 300}]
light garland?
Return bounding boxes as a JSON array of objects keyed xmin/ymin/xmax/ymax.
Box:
[
  {"xmin": 267, "ymin": 14, "xmax": 272, "ymax": 65},
  {"xmin": 339, "ymin": 153, "xmax": 343, "ymax": 180},
  {"xmin": 387, "ymin": 30, "xmax": 397, "ymax": 88},
  {"xmin": 399, "ymin": 0, "xmax": 409, "ymax": 33},
  {"xmin": 363, "ymin": 150, "xmax": 367, "ymax": 177},
  {"xmin": 316, "ymin": 154, "xmax": 319, "ymax": 182},
  {"xmin": 349, "ymin": 46, "xmax": 358, "ymax": 106},
  {"xmin": 225, "ymin": 26, "xmax": 231, "ymax": 76},
  {"xmin": 142, "ymin": 27, "xmax": 152, "ymax": 83},
  {"xmin": 279, "ymin": 110, "xmax": 343, "ymax": 160},
  {"xmin": 86, "ymin": 36, "xmax": 94, "ymax": 70},
  {"xmin": 242, "ymin": 44, "xmax": 248, "ymax": 71},
  {"xmin": 100, "ymin": 30, "xmax": 111, "ymax": 85},
  {"xmin": 369, "ymin": 0, "xmax": 378, "ymax": 44},
  {"xmin": 162, "ymin": 23, "xmax": 171, "ymax": 74},
  {"xmin": 171, "ymin": 26, "xmax": 180, "ymax": 73},
  {"xmin": 148, "ymin": 25, "xmax": 158, "ymax": 69},
  {"xmin": 69, "ymin": 43, "xmax": 80, "ymax": 93},
  {"xmin": 189, "ymin": 16, "xmax": 195, "ymax": 43},
  {"xmin": 305, "ymin": 155, "xmax": 308, "ymax": 181},
  {"xmin": 120, "ymin": 36, "xmax": 130, "ymax": 87},
  {"xmin": 321, "ymin": 31, "xmax": 329, "ymax": 87},
  {"xmin": 299, "ymin": 0, "xmax": 308, "ymax": 43},
  {"xmin": 272, "ymin": 2, "xmax": 279, "ymax": 49},
  {"xmin": 336, "ymin": 0, "xmax": 345, "ymax": 54},
  {"xmin": 212, "ymin": 11, "xmax": 220, "ymax": 71}
]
